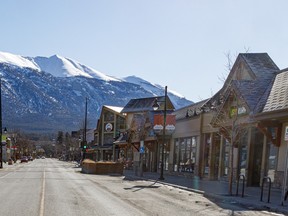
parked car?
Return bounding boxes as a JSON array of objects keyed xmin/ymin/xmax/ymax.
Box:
[
  {"xmin": 27, "ymin": 156, "xmax": 33, "ymax": 161},
  {"xmin": 20, "ymin": 156, "xmax": 28, "ymax": 163}
]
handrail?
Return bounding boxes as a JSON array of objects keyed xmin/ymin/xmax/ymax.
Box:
[
  {"xmin": 260, "ymin": 176, "xmax": 271, "ymax": 203},
  {"xmin": 236, "ymin": 174, "xmax": 245, "ymax": 197}
]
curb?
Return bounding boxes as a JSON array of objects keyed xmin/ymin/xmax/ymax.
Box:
[
  {"xmin": 124, "ymin": 173, "xmax": 288, "ymax": 215},
  {"xmin": 124, "ymin": 174, "xmax": 205, "ymax": 195}
]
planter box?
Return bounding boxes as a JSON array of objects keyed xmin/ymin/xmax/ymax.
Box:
[{"xmin": 81, "ymin": 159, "xmax": 123, "ymax": 175}]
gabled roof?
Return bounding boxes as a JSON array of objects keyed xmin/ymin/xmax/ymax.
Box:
[
  {"xmin": 233, "ymin": 53, "xmax": 279, "ymax": 113},
  {"xmin": 96, "ymin": 105, "xmax": 125, "ymax": 130},
  {"xmin": 104, "ymin": 105, "xmax": 123, "ymax": 113},
  {"xmin": 207, "ymin": 53, "xmax": 279, "ymax": 114},
  {"xmin": 240, "ymin": 53, "xmax": 279, "ymax": 78},
  {"xmin": 121, "ymin": 96, "xmax": 175, "ymax": 113},
  {"xmin": 224, "ymin": 53, "xmax": 278, "ymax": 84},
  {"xmin": 262, "ymin": 69, "xmax": 288, "ymax": 112},
  {"xmin": 202, "ymin": 53, "xmax": 280, "ymax": 117}
]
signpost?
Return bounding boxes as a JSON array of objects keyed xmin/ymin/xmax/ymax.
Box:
[{"xmin": 139, "ymin": 140, "xmax": 144, "ymax": 177}]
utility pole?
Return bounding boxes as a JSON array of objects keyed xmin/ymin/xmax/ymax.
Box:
[{"xmin": 82, "ymin": 97, "xmax": 88, "ymax": 160}]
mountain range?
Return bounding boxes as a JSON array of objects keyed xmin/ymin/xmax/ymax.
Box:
[{"xmin": 0, "ymin": 51, "xmax": 192, "ymax": 133}]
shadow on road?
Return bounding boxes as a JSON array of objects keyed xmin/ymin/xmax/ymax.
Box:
[{"xmin": 123, "ymin": 180, "xmax": 160, "ymax": 192}]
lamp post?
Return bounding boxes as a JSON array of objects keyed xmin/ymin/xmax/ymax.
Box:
[{"xmin": 152, "ymin": 86, "xmax": 167, "ymax": 180}]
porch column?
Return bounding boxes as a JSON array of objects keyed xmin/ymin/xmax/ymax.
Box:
[
  {"xmin": 195, "ymin": 136, "xmax": 201, "ymax": 177},
  {"xmin": 218, "ymin": 135, "xmax": 225, "ymax": 179},
  {"xmin": 113, "ymin": 145, "xmax": 116, "ymax": 162},
  {"xmin": 209, "ymin": 132, "xmax": 215, "ymax": 180},
  {"xmin": 168, "ymin": 138, "xmax": 175, "ymax": 172},
  {"xmin": 198, "ymin": 133, "xmax": 206, "ymax": 178},
  {"xmin": 260, "ymin": 135, "xmax": 268, "ymax": 186},
  {"xmin": 246, "ymin": 127, "xmax": 252, "ymax": 186}
]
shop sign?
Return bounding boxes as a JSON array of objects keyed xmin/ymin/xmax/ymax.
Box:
[
  {"xmin": 105, "ymin": 123, "xmax": 113, "ymax": 132},
  {"xmin": 230, "ymin": 106, "xmax": 247, "ymax": 118},
  {"xmin": 238, "ymin": 106, "xmax": 247, "ymax": 115}
]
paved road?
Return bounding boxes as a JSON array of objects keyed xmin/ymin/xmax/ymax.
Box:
[{"xmin": 0, "ymin": 158, "xmax": 284, "ymax": 216}]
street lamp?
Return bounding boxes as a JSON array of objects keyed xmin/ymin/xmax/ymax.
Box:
[{"xmin": 153, "ymin": 86, "xmax": 167, "ymax": 180}]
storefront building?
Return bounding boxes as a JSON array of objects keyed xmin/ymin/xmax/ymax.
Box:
[
  {"xmin": 171, "ymin": 101, "xmax": 202, "ymax": 175},
  {"xmin": 120, "ymin": 96, "xmax": 175, "ymax": 173},
  {"xmin": 171, "ymin": 101, "xmax": 220, "ymax": 180},
  {"xmin": 94, "ymin": 105, "xmax": 126, "ymax": 161},
  {"xmin": 201, "ymin": 53, "xmax": 279, "ymax": 187},
  {"xmin": 171, "ymin": 53, "xmax": 287, "ymax": 188},
  {"xmin": 93, "ymin": 52, "xmax": 288, "ymax": 193},
  {"xmin": 254, "ymin": 68, "xmax": 288, "ymax": 189}
]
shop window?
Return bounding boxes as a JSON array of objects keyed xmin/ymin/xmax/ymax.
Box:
[
  {"xmin": 267, "ymin": 140, "xmax": 278, "ymax": 183},
  {"xmin": 174, "ymin": 137, "xmax": 197, "ymax": 173},
  {"xmin": 224, "ymin": 139, "xmax": 230, "ymax": 176},
  {"xmin": 237, "ymin": 133, "xmax": 248, "ymax": 177},
  {"xmin": 103, "ymin": 133, "xmax": 114, "ymax": 145},
  {"xmin": 204, "ymin": 135, "xmax": 211, "ymax": 175},
  {"xmin": 174, "ymin": 139, "xmax": 180, "ymax": 171},
  {"xmin": 116, "ymin": 115, "xmax": 125, "ymax": 131},
  {"xmin": 104, "ymin": 110, "xmax": 114, "ymax": 122}
]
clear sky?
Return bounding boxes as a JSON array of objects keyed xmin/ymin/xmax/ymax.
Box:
[{"xmin": 0, "ymin": 0, "xmax": 287, "ymax": 102}]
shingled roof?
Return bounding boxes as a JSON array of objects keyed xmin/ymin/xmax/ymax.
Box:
[
  {"xmin": 121, "ymin": 96, "xmax": 175, "ymax": 113},
  {"xmin": 202, "ymin": 53, "xmax": 279, "ymax": 115},
  {"xmin": 262, "ymin": 69, "xmax": 288, "ymax": 112},
  {"xmin": 240, "ymin": 53, "xmax": 279, "ymax": 78},
  {"xmin": 229, "ymin": 53, "xmax": 279, "ymax": 113}
]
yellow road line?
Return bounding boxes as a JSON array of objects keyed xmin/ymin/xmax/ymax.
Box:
[{"xmin": 40, "ymin": 169, "xmax": 46, "ymax": 216}]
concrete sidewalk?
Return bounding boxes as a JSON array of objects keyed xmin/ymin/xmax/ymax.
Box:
[{"xmin": 123, "ymin": 170, "xmax": 288, "ymax": 215}]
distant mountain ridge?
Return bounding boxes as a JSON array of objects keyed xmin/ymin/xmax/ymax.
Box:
[{"xmin": 0, "ymin": 51, "xmax": 192, "ymax": 133}]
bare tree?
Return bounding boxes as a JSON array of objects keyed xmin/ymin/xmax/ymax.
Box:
[
  {"xmin": 210, "ymin": 88, "xmax": 249, "ymax": 195},
  {"xmin": 219, "ymin": 48, "xmax": 251, "ymax": 84}
]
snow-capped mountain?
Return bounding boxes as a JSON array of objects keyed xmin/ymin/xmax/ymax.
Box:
[
  {"xmin": 0, "ymin": 51, "xmax": 192, "ymax": 133},
  {"xmin": 32, "ymin": 55, "xmax": 121, "ymax": 81}
]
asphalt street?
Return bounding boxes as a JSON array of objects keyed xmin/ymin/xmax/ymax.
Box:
[{"xmin": 0, "ymin": 159, "xmax": 284, "ymax": 216}]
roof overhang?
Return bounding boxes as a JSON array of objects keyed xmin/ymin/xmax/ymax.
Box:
[{"xmin": 254, "ymin": 108, "xmax": 288, "ymax": 123}]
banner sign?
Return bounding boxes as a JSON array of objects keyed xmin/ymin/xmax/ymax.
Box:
[{"xmin": 153, "ymin": 114, "xmax": 176, "ymax": 135}]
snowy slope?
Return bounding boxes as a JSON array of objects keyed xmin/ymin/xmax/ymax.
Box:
[
  {"xmin": 0, "ymin": 51, "xmax": 120, "ymax": 81},
  {"xmin": 123, "ymin": 76, "xmax": 185, "ymax": 98},
  {"xmin": 0, "ymin": 51, "xmax": 39, "ymax": 70},
  {"xmin": 32, "ymin": 55, "xmax": 120, "ymax": 81}
]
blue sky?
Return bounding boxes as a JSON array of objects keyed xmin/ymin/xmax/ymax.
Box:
[{"xmin": 0, "ymin": 1, "xmax": 287, "ymax": 102}]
